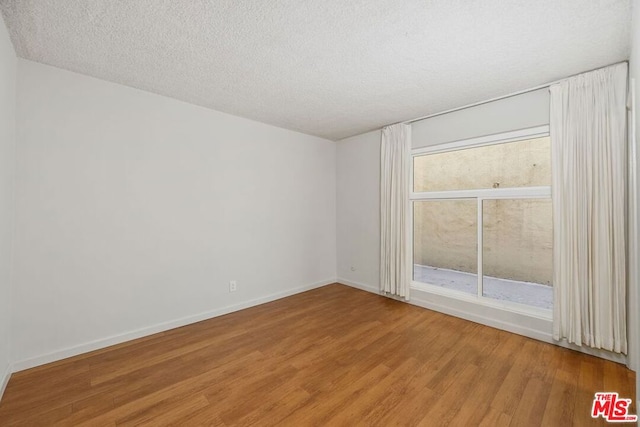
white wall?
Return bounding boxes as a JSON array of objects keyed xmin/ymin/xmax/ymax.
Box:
[
  {"xmin": 629, "ymin": 0, "xmax": 640, "ymax": 408},
  {"xmin": 0, "ymin": 17, "xmax": 16, "ymax": 396},
  {"xmin": 12, "ymin": 60, "xmax": 337, "ymax": 369},
  {"xmin": 412, "ymin": 88, "xmax": 549, "ymax": 148},
  {"xmin": 336, "ymin": 129, "xmax": 380, "ymax": 289}
]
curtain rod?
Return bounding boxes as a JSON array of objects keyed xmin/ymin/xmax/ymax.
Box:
[{"xmin": 401, "ymin": 60, "xmax": 629, "ymax": 126}]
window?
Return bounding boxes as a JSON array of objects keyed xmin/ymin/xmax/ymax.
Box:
[{"xmin": 411, "ymin": 127, "xmax": 552, "ymax": 311}]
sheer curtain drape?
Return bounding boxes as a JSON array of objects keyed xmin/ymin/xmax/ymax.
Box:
[
  {"xmin": 380, "ymin": 123, "xmax": 411, "ymax": 299},
  {"xmin": 550, "ymin": 62, "xmax": 628, "ymax": 353}
]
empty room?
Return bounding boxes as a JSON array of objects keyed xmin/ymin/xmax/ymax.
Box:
[{"xmin": 0, "ymin": 1, "xmax": 639, "ymax": 425}]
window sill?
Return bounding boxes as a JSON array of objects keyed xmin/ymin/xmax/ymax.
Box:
[{"xmin": 410, "ymin": 281, "xmax": 552, "ymax": 321}]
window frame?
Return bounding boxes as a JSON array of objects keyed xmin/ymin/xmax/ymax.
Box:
[{"xmin": 410, "ymin": 125, "xmax": 552, "ymax": 319}]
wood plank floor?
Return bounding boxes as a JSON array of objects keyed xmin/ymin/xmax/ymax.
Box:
[{"xmin": 0, "ymin": 284, "xmax": 635, "ymax": 426}]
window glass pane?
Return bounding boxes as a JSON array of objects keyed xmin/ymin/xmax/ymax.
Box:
[
  {"xmin": 413, "ymin": 200, "xmax": 477, "ymax": 295},
  {"xmin": 413, "ymin": 136, "xmax": 550, "ymax": 192},
  {"xmin": 482, "ymin": 199, "xmax": 553, "ymax": 309}
]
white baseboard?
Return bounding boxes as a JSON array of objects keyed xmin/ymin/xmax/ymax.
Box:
[
  {"xmin": 337, "ymin": 278, "xmax": 626, "ymax": 365},
  {"xmin": 408, "ymin": 291, "xmax": 551, "ymax": 341},
  {"xmin": 0, "ymin": 363, "xmax": 11, "ymax": 401},
  {"xmin": 10, "ymin": 277, "xmax": 627, "ymax": 373},
  {"xmin": 337, "ymin": 278, "xmax": 379, "ymax": 294},
  {"xmin": 12, "ymin": 278, "xmax": 336, "ymax": 373}
]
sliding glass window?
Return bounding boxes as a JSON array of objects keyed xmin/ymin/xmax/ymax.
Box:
[{"xmin": 411, "ymin": 128, "xmax": 552, "ymax": 311}]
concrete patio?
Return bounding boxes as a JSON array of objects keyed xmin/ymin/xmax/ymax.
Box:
[{"xmin": 413, "ymin": 264, "xmax": 553, "ymax": 310}]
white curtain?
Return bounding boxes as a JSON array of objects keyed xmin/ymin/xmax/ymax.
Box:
[
  {"xmin": 380, "ymin": 123, "xmax": 411, "ymax": 300},
  {"xmin": 627, "ymin": 78, "xmax": 639, "ymax": 371},
  {"xmin": 550, "ymin": 62, "xmax": 628, "ymax": 353}
]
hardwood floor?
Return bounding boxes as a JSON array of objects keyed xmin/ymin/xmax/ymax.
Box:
[{"xmin": 0, "ymin": 284, "xmax": 635, "ymax": 426}]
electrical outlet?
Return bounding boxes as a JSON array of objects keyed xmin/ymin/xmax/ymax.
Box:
[{"xmin": 229, "ymin": 280, "xmax": 237, "ymax": 292}]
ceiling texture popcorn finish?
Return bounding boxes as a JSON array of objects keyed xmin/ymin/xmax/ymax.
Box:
[{"xmin": 0, "ymin": 0, "xmax": 632, "ymax": 140}]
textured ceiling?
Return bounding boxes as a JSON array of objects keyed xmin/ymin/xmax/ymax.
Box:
[{"xmin": 0, "ymin": 0, "xmax": 632, "ymax": 140}]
